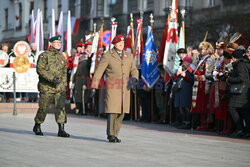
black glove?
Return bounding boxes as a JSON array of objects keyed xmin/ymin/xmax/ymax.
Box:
[
  {"xmin": 127, "ymin": 77, "xmax": 137, "ymax": 90},
  {"xmin": 53, "ymin": 77, "xmax": 60, "ymax": 85},
  {"xmin": 89, "ymin": 89, "xmax": 96, "ymax": 98}
]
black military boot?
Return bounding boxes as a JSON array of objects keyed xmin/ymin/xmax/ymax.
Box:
[
  {"xmin": 33, "ymin": 123, "xmax": 43, "ymax": 136},
  {"xmin": 58, "ymin": 124, "xmax": 70, "ymax": 137},
  {"xmin": 107, "ymin": 135, "xmax": 116, "ymax": 143},
  {"xmin": 115, "ymin": 137, "xmax": 121, "ymax": 143}
]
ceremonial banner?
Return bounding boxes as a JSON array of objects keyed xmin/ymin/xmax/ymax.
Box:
[
  {"xmin": 163, "ymin": 0, "xmax": 178, "ymax": 76},
  {"xmin": 173, "ymin": 25, "xmax": 185, "ymax": 74},
  {"xmin": 135, "ymin": 18, "xmax": 144, "ymax": 68},
  {"xmin": 124, "ymin": 26, "xmax": 133, "ymax": 53},
  {"xmin": 0, "ymin": 68, "xmax": 38, "ymax": 92},
  {"xmin": 109, "ymin": 22, "xmax": 117, "ymax": 50},
  {"xmin": 96, "ymin": 24, "xmax": 104, "ymax": 67},
  {"xmin": 90, "ymin": 32, "xmax": 99, "ymax": 74},
  {"xmin": 141, "ymin": 26, "xmax": 160, "ymax": 88}
]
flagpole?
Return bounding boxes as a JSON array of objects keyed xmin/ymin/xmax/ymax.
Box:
[
  {"xmin": 129, "ymin": 13, "xmax": 138, "ymax": 121},
  {"xmin": 93, "ymin": 23, "xmax": 96, "ymax": 34},
  {"xmin": 109, "ymin": 17, "xmax": 117, "ymax": 50},
  {"xmin": 180, "ymin": 9, "xmax": 186, "ymax": 46},
  {"xmin": 150, "ymin": 13, "xmax": 154, "ymax": 123},
  {"xmin": 130, "ymin": 13, "xmax": 135, "ymax": 54},
  {"xmin": 130, "ymin": 13, "xmax": 136, "ymax": 120},
  {"xmin": 97, "ymin": 19, "xmax": 104, "ymax": 118}
]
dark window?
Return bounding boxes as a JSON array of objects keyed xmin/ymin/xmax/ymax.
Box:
[
  {"xmin": 44, "ymin": 0, "xmax": 47, "ymax": 20},
  {"xmin": 209, "ymin": 0, "xmax": 215, "ymax": 7},
  {"xmin": 30, "ymin": 1, "xmax": 34, "ymax": 14},
  {"xmin": 18, "ymin": 3, "xmax": 22, "ymax": 28},
  {"xmin": 5, "ymin": 8, "xmax": 8, "ymax": 30},
  {"xmin": 69, "ymin": 0, "xmax": 76, "ymax": 17},
  {"xmin": 58, "ymin": 0, "xmax": 62, "ymax": 17},
  {"xmin": 81, "ymin": 0, "xmax": 91, "ymax": 18}
]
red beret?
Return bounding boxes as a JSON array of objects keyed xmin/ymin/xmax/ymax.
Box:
[
  {"xmin": 112, "ymin": 35, "xmax": 125, "ymax": 44},
  {"xmin": 84, "ymin": 41, "xmax": 92, "ymax": 46},
  {"xmin": 75, "ymin": 43, "xmax": 84, "ymax": 47}
]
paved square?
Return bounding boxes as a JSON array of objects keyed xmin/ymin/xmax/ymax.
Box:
[{"xmin": 0, "ymin": 113, "xmax": 249, "ymax": 167}]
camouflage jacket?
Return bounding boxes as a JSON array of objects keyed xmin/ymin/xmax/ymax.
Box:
[{"xmin": 36, "ymin": 47, "xmax": 67, "ymax": 93}]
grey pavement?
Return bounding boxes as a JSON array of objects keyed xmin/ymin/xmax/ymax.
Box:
[{"xmin": 0, "ymin": 113, "xmax": 250, "ymax": 167}]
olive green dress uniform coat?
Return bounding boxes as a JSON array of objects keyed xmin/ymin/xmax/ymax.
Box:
[
  {"xmin": 34, "ymin": 47, "xmax": 67, "ymax": 124},
  {"xmin": 91, "ymin": 48, "xmax": 138, "ymax": 114}
]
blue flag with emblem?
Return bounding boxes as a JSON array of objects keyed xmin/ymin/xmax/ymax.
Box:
[{"xmin": 141, "ymin": 26, "xmax": 160, "ymax": 88}]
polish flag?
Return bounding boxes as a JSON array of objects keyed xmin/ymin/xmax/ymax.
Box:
[
  {"xmin": 66, "ymin": 11, "xmax": 72, "ymax": 56},
  {"xmin": 28, "ymin": 10, "xmax": 35, "ymax": 45},
  {"xmin": 73, "ymin": 18, "xmax": 81, "ymax": 34},
  {"xmin": 39, "ymin": 10, "xmax": 44, "ymax": 51},
  {"xmin": 34, "ymin": 9, "xmax": 44, "ymax": 52},
  {"xmin": 48, "ymin": 9, "xmax": 56, "ymax": 49},
  {"xmin": 57, "ymin": 11, "xmax": 64, "ymax": 52}
]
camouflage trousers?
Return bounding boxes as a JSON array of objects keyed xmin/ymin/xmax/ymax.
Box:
[
  {"xmin": 106, "ymin": 113, "xmax": 125, "ymax": 137},
  {"xmin": 34, "ymin": 92, "xmax": 67, "ymax": 124}
]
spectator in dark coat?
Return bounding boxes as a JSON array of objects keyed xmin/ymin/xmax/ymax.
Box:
[
  {"xmin": 173, "ymin": 56, "xmax": 194, "ymax": 129},
  {"xmin": 73, "ymin": 55, "xmax": 91, "ymax": 115},
  {"xmin": 227, "ymin": 48, "xmax": 250, "ymax": 138}
]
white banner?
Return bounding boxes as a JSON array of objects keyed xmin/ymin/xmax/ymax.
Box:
[{"xmin": 0, "ymin": 68, "xmax": 39, "ymax": 92}]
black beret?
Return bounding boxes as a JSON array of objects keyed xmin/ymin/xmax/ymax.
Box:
[
  {"xmin": 177, "ymin": 48, "xmax": 187, "ymax": 54},
  {"xmin": 49, "ymin": 35, "xmax": 62, "ymax": 42}
]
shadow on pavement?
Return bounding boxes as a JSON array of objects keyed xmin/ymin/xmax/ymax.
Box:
[{"xmin": 0, "ymin": 128, "xmax": 107, "ymax": 143}]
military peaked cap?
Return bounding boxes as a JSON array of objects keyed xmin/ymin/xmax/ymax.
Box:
[{"xmin": 177, "ymin": 48, "xmax": 187, "ymax": 54}]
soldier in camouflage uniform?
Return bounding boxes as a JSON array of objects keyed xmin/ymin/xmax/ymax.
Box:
[{"xmin": 33, "ymin": 35, "xmax": 70, "ymax": 137}]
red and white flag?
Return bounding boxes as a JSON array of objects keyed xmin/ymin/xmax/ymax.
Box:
[
  {"xmin": 109, "ymin": 21, "xmax": 117, "ymax": 50},
  {"xmin": 66, "ymin": 11, "xmax": 72, "ymax": 56},
  {"xmin": 57, "ymin": 11, "xmax": 64, "ymax": 52},
  {"xmin": 35, "ymin": 9, "xmax": 40, "ymax": 52},
  {"xmin": 134, "ymin": 18, "xmax": 144, "ymax": 68},
  {"xmin": 39, "ymin": 10, "xmax": 44, "ymax": 51},
  {"xmin": 48, "ymin": 9, "xmax": 56, "ymax": 49},
  {"xmin": 35, "ymin": 9, "xmax": 44, "ymax": 52},
  {"xmin": 72, "ymin": 18, "xmax": 81, "ymax": 34},
  {"xmin": 28, "ymin": 10, "xmax": 35, "ymax": 45},
  {"xmin": 162, "ymin": 0, "xmax": 178, "ymax": 76}
]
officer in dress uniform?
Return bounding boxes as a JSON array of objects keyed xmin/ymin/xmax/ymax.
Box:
[
  {"xmin": 33, "ymin": 35, "xmax": 70, "ymax": 137},
  {"xmin": 91, "ymin": 35, "xmax": 138, "ymax": 143}
]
